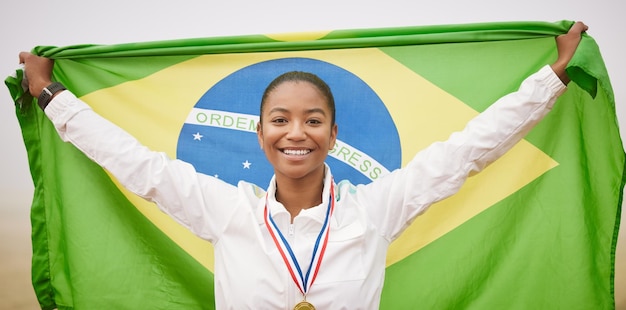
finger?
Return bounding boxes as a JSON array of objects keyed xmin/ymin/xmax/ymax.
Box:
[
  {"xmin": 571, "ymin": 21, "xmax": 588, "ymax": 33},
  {"xmin": 18, "ymin": 51, "xmax": 34, "ymax": 65},
  {"xmin": 18, "ymin": 52, "xmax": 27, "ymax": 64}
]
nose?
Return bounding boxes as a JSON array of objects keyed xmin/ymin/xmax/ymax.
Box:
[{"xmin": 286, "ymin": 122, "xmax": 306, "ymax": 141}]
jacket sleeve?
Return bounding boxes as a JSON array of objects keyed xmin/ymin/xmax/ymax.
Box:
[
  {"xmin": 358, "ymin": 65, "xmax": 567, "ymax": 241},
  {"xmin": 44, "ymin": 91, "xmax": 239, "ymax": 242}
]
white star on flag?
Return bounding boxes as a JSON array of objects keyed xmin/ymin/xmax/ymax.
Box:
[
  {"xmin": 242, "ymin": 160, "xmax": 252, "ymax": 169},
  {"xmin": 193, "ymin": 132, "xmax": 203, "ymax": 141}
]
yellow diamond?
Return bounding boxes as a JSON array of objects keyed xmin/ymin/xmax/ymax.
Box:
[{"xmin": 82, "ymin": 47, "xmax": 557, "ymax": 271}]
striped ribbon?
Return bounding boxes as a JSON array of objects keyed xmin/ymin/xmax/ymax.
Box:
[{"xmin": 263, "ymin": 182, "xmax": 335, "ymax": 295}]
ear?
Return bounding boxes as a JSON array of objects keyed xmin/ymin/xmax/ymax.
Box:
[
  {"xmin": 256, "ymin": 122, "xmax": 264, "ymax": 149},
  {"xmin": 328, "ymin": 123, "xmax": 338, "ymax": 150}
]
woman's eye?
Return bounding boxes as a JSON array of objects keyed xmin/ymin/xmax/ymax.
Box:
[
  {"xmin": 307, "ymin": 119, "xmax": 322, "ymax": 125},
  {"xmin": 271, "ymin": 118, "xmax": 287, "ymax": 123}
]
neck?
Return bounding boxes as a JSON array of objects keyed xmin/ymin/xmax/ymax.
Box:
[{"xmin": 275, "ymin": 168, "xmax": 326, "ymax": 221}]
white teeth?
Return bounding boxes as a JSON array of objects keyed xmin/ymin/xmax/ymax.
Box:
[{"xmin": 283, "ymin": 149, "xmax": 310, "ymax": 156}]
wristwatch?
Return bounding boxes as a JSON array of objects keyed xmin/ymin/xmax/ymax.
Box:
[{"xmin": 38, "ymin": 82, "xmax": 66, "ymax": 110}]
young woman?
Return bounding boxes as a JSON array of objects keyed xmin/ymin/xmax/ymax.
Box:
[{"xmin": 19, "ymin": 22, "xmax": 587, "ymax": 309}]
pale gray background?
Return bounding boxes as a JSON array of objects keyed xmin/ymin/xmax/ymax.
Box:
[{"xmin": 0, "ymin": 0, "xmax": 623, "ymax": 309}]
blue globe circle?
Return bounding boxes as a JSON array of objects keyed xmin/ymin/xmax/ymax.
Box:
[{"xmin": 177, "ymin": 57, "xmax": 401, "ymax": 187}]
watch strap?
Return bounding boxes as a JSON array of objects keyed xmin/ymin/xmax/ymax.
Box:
[{"xmin": 38, "ymin": 82, "xmax": 66, "ymax": 110}]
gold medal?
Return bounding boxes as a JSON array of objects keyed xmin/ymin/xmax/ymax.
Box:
[{"xmin": 294, "ymin": 300, "xmax": 315, "ymax": 310}]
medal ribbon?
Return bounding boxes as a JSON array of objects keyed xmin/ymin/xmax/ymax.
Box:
[{"xmin": 264, "ymin": 181, "xmax": 335, "ymax": 296}]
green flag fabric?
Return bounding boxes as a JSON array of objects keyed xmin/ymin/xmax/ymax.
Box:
[{"xmin": 5, "ymin": 20, "xmax": 624, "ymax": 309}]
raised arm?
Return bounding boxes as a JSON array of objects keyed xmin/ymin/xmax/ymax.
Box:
[
  {"xmin": 359, "ymin": 21, "xmax": 587, "ymax": 241},
  {"xmin": 18, "ymin": 52, "xmax": 239, "ymax": 242}
]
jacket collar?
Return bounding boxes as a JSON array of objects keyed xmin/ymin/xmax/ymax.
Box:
[{"xmin": 256, "ymin": 164, "xmax": 335, "ymax": 226}]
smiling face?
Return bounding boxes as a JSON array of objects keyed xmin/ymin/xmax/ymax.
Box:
[{"xmin": 257, "ymin": 79, "xmax": 338, "ymax": 183}]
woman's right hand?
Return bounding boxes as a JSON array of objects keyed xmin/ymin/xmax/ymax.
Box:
[{"xmin": 18, "ymin": 52, "xmax": 54, "ymax": 98}]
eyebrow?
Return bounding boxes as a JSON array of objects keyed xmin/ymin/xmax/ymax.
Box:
[{"xmin": 268, "ymin": 107, "xmax": 327, "ymax": 116}]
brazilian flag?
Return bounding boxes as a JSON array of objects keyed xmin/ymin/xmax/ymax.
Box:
[{"xmin": 5, "ymin": 20, "xmax": 623, "ymax": 309}]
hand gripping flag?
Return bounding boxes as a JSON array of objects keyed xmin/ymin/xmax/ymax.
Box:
[{"xmin": 5, "ymin": 20, "xmax": 624, "ymax": 309}]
